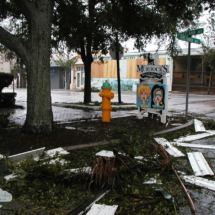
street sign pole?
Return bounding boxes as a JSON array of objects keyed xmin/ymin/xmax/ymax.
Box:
[
  {"xmin": 185, "ymin": 42, "xmax": 191, "ymax": 121},
  {"xmin": 116, "ymin": 33, "xmax": 122, "ymax": 103},
  {"xmin": 177, "ymin": 28, "xmax": 204, "ymax": 121}
]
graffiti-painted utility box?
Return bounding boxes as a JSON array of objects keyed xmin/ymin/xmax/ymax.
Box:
[{"xmin": 136, "ymin": 53, "xmax": 168, "ymax": 123}]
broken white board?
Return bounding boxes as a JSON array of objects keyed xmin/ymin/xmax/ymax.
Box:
[
  {"xmin": 194, "ymin": 119, "xmax": 206, "ymax": 132},
  {"xmin": 182, "ymin": 175, "xmax": 215, "ymax": 191},
  {"xmin": 0, "ymin": 189, "xmax": 12, "ymax": 202},
  {"xmin": 0, "ymin": 154, "xmax": 4, "ymax": 159},
  {"xmin": 65, "ymin": 126, "xmax": 76, "ymax": 130},
  {"xmin": 143, "ymin": 174, "xmax": 162, "ymax": 184},
  {"xmin": 171, "ymin": 123, "xmax": 183, "ymax": 126},
  {"xmin": 4, "ymin": 174, "xmax": 17, "ymax": 180},
  {"xmin": 86, "ymin": 204, "xmax": 118, "ymax": 215},
  {"xmin": 206, "ymin": 130, "xmax": 215, "ymax": 135},
  {"xmin": 170, "ymin": 142, "xmax": 215, "ymax": 149},
  {"xmin": 48, "ymin": 158, "xmax": 68, "ymax": 165},
  {"xmin": 134, "ymin": 156, "xmax": 144, "ymax": 160},
  {"xmin": 187, "ymin": 152, "xmax": 214, "ymax": 176},
  {"xmin": 174, "ymin": 132, "xmax": 214, "ymax": 142},
  {"xmin": 8, "ymin": 147, "xmax": 45, "ymax": 161},
  {"xmin": 45, "ymin": 147, "xmax": 69, "ymax": 158},
  {"xmin": 79, "ymin": 190, "xmax": 110, "ymax": 215},
  {"xmin": 67, "ymin": 167, "xmax": 92, "ymax": 174},
  {"xmin": 96, "ymin": 150, "xmax": 115, "ymax": 157},
  {"xmin": 177, "ymin": 171, "xmax": 186, "ymax": 175},
  {"xmin": 95, "ymin": 150, "xmax": 125, "ymax": 158},
  {"xmin": 154, "ymin": 138, "xmax": 185, "ymax": 157}
]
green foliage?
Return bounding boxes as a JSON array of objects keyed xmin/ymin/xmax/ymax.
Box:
[
  {"xmin": 0, "ymin": 72, "xmax": 14, "ymax": 92},
  {"xmin": 0, "ymin": 92, "xmax": 16, "ymax": 108},
  {"xmin": 0, "ymin": 113, "xmax": 9, "ymax": 129},
  {"xmin": 54, "ymin": 54, "xmax": 78, "ymax": 73},
  {"xmin": 0, "ymin": 156, "xmax": 13, "ymax": 176},
  {"xmin": 0, "ymin": 116, "xmax": 204, "ymax": 214},
  {"xmin": 200, "ymin": 13, "xmax": 215, "ymax": 94}
]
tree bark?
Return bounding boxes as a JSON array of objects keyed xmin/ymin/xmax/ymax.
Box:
[
  {"xmin": 208, "ymin": 70, "xmax": 213, "ymax": 95},
  {"xmin": 23, "ymin": 1, "xmax": 53, "ymax": 133},
  {"xmin": 80, "ymin": 40, "xmax": 93, "ymax": 104},
  {"xmin": 84, "ymin": 59, "xmax": 92, "ymax": 103}
]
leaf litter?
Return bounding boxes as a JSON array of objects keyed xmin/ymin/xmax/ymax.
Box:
[{"xmin": 0, "ymin": 116, "xmax": 215, "ymax": 214}]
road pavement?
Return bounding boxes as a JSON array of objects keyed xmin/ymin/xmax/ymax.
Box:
[{"xmin": 2, "ymin": 88, "xmax": 215, "ymax": 125}]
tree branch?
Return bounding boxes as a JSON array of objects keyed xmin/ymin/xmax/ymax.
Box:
[
  {"xmin": 80, "ymin": 40, "xmax": 86, "ymax": 64},
  {"xmin": 0, "ymin": 26, "xmax": 28, "ymax": 63},
  {"xmin": 14, "ymin": 0, "xmax": 36, "ymax": 20}
]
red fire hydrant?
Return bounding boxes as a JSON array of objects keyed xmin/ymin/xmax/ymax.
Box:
[{"xmin": 99, "ymin": 81, "xmax": 114, "ymax": 122}]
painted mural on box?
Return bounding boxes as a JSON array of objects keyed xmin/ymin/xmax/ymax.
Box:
[{"xmin": 136, "ymin": 83, "xmax": 165, "ymax": 109}]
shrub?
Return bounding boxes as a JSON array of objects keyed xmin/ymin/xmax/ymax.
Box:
[
  {"xmin": 0, "ymin": 113, "xmax": 9, "ymax": 129},
  {"xmin": 0, "ymin": 93, "xmax": 16, "ymax": 108},
  {"xmin": 0, "ymin": 72, "xmax": 14, "ymax": 92}
]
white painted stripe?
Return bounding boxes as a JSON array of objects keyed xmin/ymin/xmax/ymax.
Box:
[
  {"xmin": 187, "ymin": 152, "xmax": 214, "ymax": 176},
  {"xmin": 154, "ymin": 138, "xmax": 185, "ymax": 157},
  {"xmin": 182, "ymin": 175, "xmax": 215, "ymax": 191}
]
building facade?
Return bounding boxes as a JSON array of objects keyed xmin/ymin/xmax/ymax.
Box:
[
  {"xmin": 50, "ymin": 62, "xmax": 71, "ymax": 89},
  {"xmin": 71, "ymin": 51, "xmax": 173, "ymax": 91},
  {"xmin": 172, "ymin": 48, "xmax": 211, "ymax": 92}
]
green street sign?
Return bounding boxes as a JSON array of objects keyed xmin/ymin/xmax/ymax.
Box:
[
  {"xmin": 177, "ymin": 34, "xmax": 201, "ymax": 44},
  {"xmin": 178, "ymin": 28, "xmax": 204, "ymax": 37}
]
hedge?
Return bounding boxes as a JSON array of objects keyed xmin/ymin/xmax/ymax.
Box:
[{"xmin": 0, "ymin": 72, "xmax": 14, "ymax": 92}]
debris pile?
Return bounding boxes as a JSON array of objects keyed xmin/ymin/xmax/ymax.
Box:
[{"xmin": 1, "ymin": 118, "xmax": 215, "ymax": 214}]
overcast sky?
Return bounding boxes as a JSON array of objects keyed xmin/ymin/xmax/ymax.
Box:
[{"xmin": 123, "ymin": 11, "xmax": 212, "ymax": 52}]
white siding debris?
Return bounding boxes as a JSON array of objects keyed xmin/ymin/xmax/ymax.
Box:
[
  {"xmin": 8, "ymin": 147, "xmax": 45, "ymax": 161},
  {"xmin": 154, "ymin": 138, "xmax": 185, "ymax": 157},
  {"xmin": 45, "ymin": 147, "xmax": 70, "ymax": 157},
  {"xmin": 174, "ymin": 132, "xmax": 214, "ymax": 142},
  {"xmin": 182, "ymin": 175, "xmax": 215, "ymax": 191},
  {"xmin": 187, "ymin": 152, "xmax": 214, "ymax": 176},
  {"xmin": 86, "ymin": 204, "xmax": 118, "ymax": 215},
  {"xmin": 194, "ymin": 119, "xmax": 206, "ymax": 132},
  {"xmin": 170, "ymin": 142, "xmax": 215, "ymax": 149}
]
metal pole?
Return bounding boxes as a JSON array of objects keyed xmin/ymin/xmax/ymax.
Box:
[
  {"xmin": 185, "ymin": 42, "xmax": 191, "ymax": 121},
  {"xmin": 116, "ymin": 34, "xmax": 121, "ymax": 103}
]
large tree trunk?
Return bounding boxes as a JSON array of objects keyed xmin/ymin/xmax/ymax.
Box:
[
  {"xmin": 84, "ymin": 59, "xmax": 92, "ymax": 103},
  {"xmin": 80, "ymin": 39, "xmax": 93, "ymax": 104},
  {"xmin": 0, "ymin": 0, "xmax": 54, "ymax": 134},
  {"xmin": 22, "ymin": 1, "xmax": 53, "ymax": 134}
]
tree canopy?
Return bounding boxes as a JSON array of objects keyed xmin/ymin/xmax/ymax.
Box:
[
  {"xmin": 200, "ymin": 13, "xmax": 215, "ymax": 94},
  {"xmin": 53, "ymin": 0, "xmax": 206, "ymax": 103}
]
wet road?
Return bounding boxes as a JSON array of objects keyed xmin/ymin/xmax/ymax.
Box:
[{"xmin": 2, "ymin": 88, "xmax": 215, "ymax": 125}]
